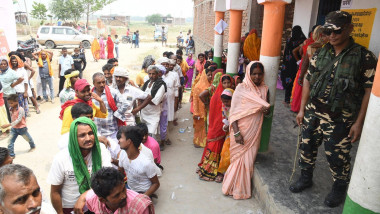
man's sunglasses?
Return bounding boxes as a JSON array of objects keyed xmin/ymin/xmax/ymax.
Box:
[{"xmin": 323, "ymin": 28, "xmax": 344, "ymax": 36}]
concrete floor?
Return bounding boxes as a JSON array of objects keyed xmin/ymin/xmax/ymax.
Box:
[{"xmin": 153, "ymin": 102, "xmax": 261, "ymax": 214}]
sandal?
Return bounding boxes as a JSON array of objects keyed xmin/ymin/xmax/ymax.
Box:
[
  {"xmin": 199, "ymin": 175, "xmax": 214, "ymax": 182},
  {"xmin": 36, "ymin": 109, "xmax": 41, "ymax": 114},
  {"xmin": 194, "ymin": 144, "xmax": 201, "ymax": 148},
  {"xmin": 215, "ymin": 174, "xmax": 224, "ymax": 183},
  {"xmin": 166, "ymin": 139, "xmax": 172, "ymax": 145}
]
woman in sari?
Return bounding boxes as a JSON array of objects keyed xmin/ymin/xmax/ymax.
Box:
[
  {"xmin": 106, "ymin": 35, "xmax": 114, "ymax": 59},
  {"xmin": 90, "ymin": 38, "xmax": 100, "ymax": 62},
  {"xmin": 190, "ymin": 61, "xmax": 212, "ymax": 113},
  {"xmin": 243, "ymin": 29, "xmax": 261, "ymax": 61},
  {"xmin": 291, "ymin": 26, "xmax": 326, "ymax": 112},
  {"xmin": 99, "ymin": 37, "xmax": 106, "ymax": 59},
  {"xmin": 281, "ymin": 25, "xmax": 306, "ymax": 105},
  {"xmin": 186, "ymin": 53, "xmax": 195, "ymax": 88},
  {"xmin": 215, "ymin": 88, "xmax": 234, "ymax": 183},
  {"xmin": 197, "ymin": 74, "xmax": 234, "ymax": 181},
  {"xmin": 222, "ymin": 61, "xmax": 270, "ymax": 199},
  {"xmin": 192, "ymin": 66, "xmax": 213, "ymax": 148}
]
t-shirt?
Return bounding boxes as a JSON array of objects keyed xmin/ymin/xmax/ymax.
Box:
[
  {"xmin": 136, "ymin": 70, "xmax": 148, "ymax": 87},
  {"xmin": 143, "ymin": 136, "xmax": 161, "ymax": 164},
  {"xmin": 59, "ymin": 87, "xmax": 75, "ymax": 105},
  {"xmin": 114, "ymin": 38, "xmax": 119, "ymax": 47},
  {"xmin": 118, "ymin": 151, "xmax": 157, "ymax": 193},
  {"xmin": 13, "ymin": 67, "xmax": 28, "ymax": 93},
  {"xmin": 59, "ymin": 55, "xmax": 74, "ymax": 76},
  {"xmin": 0, "ymin": 68, "xmax": 21, "ymax": 96},
  {"xmin": 47, "ymin": 146, "xmax": 112, "ymax": 208}
]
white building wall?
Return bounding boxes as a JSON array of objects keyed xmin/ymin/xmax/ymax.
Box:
[{"xmin": 292, "ymin": 0, "xmax": 320, "ymax": 36}]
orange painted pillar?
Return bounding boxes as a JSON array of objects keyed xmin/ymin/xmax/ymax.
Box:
[
  {"xmin": 213, "ymin": 0, "xmax": 226, "ymax": 68},
  {"xmin": 258, "ymin": 0, "xmax": 291, "ymax": 152},
  {"xmin": 225, "ymin": 0, "xmax": 248, "ymax": 75}
]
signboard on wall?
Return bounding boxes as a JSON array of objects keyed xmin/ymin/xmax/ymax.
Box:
[
  {"xmin": 342, "ymin": 8, "xmax": 377, "ymax": 49},
  {"xmin": 341, "ymin": 0, "xmax": 354, "ymax": 9},
  {"xmin": 0, "ymin": 29, "xmax": 10, "ymax": 57}
]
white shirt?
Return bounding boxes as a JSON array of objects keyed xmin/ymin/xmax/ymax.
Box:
[
  {"xmin": 140, "ymin": 83, "xmax": 165, "ymax": 134},
  {"xmin": 47, "ymin": 146, "xmax": 112, "ymax": 208},
  {"xmin": 118, "ymin": 150, "xmax": 157, "ymax": 193},
  {"xmin": 13, "ymin": 67, "xmax": 28, "ymax": 93},
  {"xmin": 59, "ymin": 55, "xmax": 74, "ymax": 76},
  {"xmin": 173, "ymin": 64, "xmax": 183, "ymax": 78},
  {"xmin": 115, "ymin": 84, "xmax": 149, "ymax": 125},
  {"xmin": 162, "ymin": 72, "xmax": 179, "ymax": 116}
]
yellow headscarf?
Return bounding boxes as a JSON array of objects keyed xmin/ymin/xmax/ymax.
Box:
[
  {"xmin": 64, "ymin": 70, "xmax": 80, "ymax": 88},
  {"xmin": 37, "ymin": 51, "xmax": 53, "ymax": 76}
]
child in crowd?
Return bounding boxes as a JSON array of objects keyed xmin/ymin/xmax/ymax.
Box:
[
  {"xmin": 0, "ymin": 82, "xmax": 10, "ymax": 139},
  {"xmin": 117, "ymin": 125, "xmax": 160, "ymax": 197},
  {"xmin": 138, "ymin": 123, "xmax": 162, "ymax": 169},
  {"xmin": 0, "ymin": 147, "xmax": 13, "ymax": 167},
  {"xmin": 1, "ymin": 94, "xmax": 35, "ymax": 158}
]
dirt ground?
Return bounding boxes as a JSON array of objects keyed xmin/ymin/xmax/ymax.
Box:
[{"xmin": 1, "ymin": 42, "xmax": 261, "ymax": 213}]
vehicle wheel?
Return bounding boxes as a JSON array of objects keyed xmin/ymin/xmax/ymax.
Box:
[
  {"xmin": 45, "ymin": 40, "xmax": 55, "ymax": 49},
  {"xmin": 122, "ymin": 38, "xmax": 127, "ymax": 43},
  {"xmin": 82, "ymin": 41, "xmax": 91, "ymax": 49}
]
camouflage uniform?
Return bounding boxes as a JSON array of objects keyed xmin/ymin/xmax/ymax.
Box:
[{"xmin": 299, "ymin": 38, "xmax": 377, "ymax": 183}]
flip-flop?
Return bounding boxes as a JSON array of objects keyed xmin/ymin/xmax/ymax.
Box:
[
  {"xmin": 215, "ymin": 175, "xmax": 224, "ymax": 183},
  {"xmin": 36, "ymin": 109, "xmax": 41, "ymax": 114}
]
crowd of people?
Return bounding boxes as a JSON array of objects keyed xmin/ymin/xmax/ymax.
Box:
[{"xmin": 0, "ymin": 10, "xmax": 377, "ymax": 213}]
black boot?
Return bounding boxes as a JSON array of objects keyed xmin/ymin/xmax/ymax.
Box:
[
  {"xmin": 324, "ymin": 180, "xmax": 348, "ymax": 208},
  {"xmin": 289, "ymin": 169, "xmax": 313, "ymax": 193}
]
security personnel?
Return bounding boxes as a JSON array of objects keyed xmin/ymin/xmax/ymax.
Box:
[{"xmin": 289, "ymin": 11, "xmax": 377, "ymax": 207}]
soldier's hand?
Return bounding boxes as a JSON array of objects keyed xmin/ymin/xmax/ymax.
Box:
[
  {"xmin": 348, "ymin": 122, "xmax": 363, "ymax": 143},
  {"xmin": 296, "ymin": 111, "xmax": 304, "ymax": 126}
]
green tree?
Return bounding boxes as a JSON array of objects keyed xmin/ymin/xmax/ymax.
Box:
[
  {"xmin": 50, "ymin": 0, "xmax": 84, "ymax": 24},
  {"xmin": 30, "ymin": 2, "xmax": 47, "ymax": 25},
  {"xmin": 146, "ymin": 14, "xmax": 162, "ymax": 24}
]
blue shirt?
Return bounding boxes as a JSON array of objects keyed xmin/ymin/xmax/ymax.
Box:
[{"xmin": 0, "ymin": 68, "xmax": 21, "ymax": 96}]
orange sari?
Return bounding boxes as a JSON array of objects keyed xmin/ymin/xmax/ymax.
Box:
[
  {"xmin": 91, "ymin": 38, "xmax": 100, "ymax": 60},
  {"xmin": 222, "ymin": 61, "xmax": 270, "ymax": 199},
  {"xmin": 192, "ymin": 70, "xmax": 211, "ymax": 147}
]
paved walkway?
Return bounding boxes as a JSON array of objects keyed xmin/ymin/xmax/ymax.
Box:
[{"xmin": 153, "ymin": 98, "xmax": 261, "ymax": 213}]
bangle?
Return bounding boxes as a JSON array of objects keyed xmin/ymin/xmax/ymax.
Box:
[{"xmin": 234, "ymin": 131, "xmax": 241, "ymax": 137}]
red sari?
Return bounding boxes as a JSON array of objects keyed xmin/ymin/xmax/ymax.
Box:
[
  {"xmin": 198, "ymin": 74, "xmax": 234, "ymax": 180},
  {"xmin": 107, "ymin": 37, "xmax": 114, "ymax": 59},
  {"xmin": 290, "ymin": 37, "xmax": 314, "ymax": 112}
]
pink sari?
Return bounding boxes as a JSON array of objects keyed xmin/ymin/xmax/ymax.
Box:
[
  {"xmin": 99, "ymin": 38, "xmax": 106, "ymax": 59},
  {"xmin": 222, "ymin": 61, "xmax": 270, "ymax": 199}
]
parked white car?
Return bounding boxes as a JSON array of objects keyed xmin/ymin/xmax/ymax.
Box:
[{"xmin": 36, "ymin": 26, "xmax": 94, "ymax": 49}]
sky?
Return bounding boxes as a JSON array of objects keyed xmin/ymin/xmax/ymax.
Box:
[{"xmin": 13, "ymin": 0, "xmax": 194, "ymax": 18}]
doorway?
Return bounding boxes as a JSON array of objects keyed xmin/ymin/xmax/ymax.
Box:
[{"xmin": 316, "ymin": 0, "xmax": 342, "ymax": 26}]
